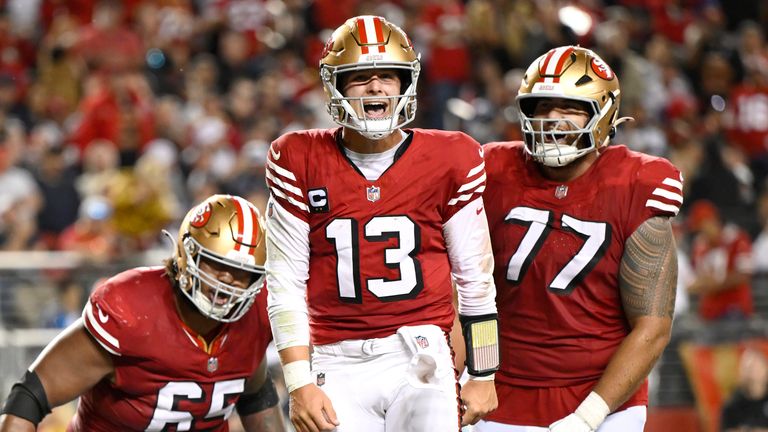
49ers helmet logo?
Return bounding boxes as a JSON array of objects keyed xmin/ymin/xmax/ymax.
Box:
[
  {"xmin": 189, "ymin": 203, "xmax": 212, "ymax": 228},
  {"xmin": 321, "ymin": 35, "xmax": 334, "ymax": 59},
  {"xmin": 590, "ymin": 57, "xmax": 614, "ymax": 80}
]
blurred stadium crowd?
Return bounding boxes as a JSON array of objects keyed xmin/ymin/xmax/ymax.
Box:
[{"xmin": 0, "ymin": 0, "xmax": 767, "ymax": 431}]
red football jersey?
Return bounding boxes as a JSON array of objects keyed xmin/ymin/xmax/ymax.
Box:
[
  {"xmin": 483, "ymin": 142, "xmax": 683, "ymax": 424},
  {"xmin": 690, "ymin": 225, "xmax": 754, "ymax": 320},
  {"xmin": 75, "ymin": 267, "xmax": 272, "ymax": 432},
  {"xmin": 266, "ymin": 128, "xmax": 486, "ymax": 345}
]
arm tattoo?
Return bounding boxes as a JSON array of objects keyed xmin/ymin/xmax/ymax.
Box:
[{"xmin": 619, "ymin": 216, "xmax": 678, "ymax": 320}]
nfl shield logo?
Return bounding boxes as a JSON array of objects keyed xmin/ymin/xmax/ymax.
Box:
[
  {"xmin": 207, "ymin": 357, "xmax": 219, "ymax": 373},
  {"xmin": 316, "ymin": 372, "xmax": 326, "ymax": 387},
  {"xmin": 366, "ymin": 185, "xmax": 381, "ymax": 202},
  {"xmin": 415, "ymin": 336, "xmax": 429, "ymax": 349},
  {"xmin": 554, "ymin": 185, "xmax": 568, "ymax": 199}
]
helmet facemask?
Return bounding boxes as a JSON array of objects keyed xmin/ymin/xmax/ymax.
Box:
[
  {"xmin": 322, "ymin": 63, "xmax": 419, "ymax": 140},
  {"xmin": 518, "ymin": 95, "xmax": 610, "ymax": 167},
  {"xmin": 179, "ymin": 234, "xmax": 265, "ymax": 323}
]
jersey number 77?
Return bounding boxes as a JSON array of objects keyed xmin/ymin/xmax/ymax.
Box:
[{"xmin": 506, "ymin": 206, "xmax": 610, "ymax": 294}]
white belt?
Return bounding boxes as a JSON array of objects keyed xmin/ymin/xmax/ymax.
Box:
[{"xmin": 313, "ymin": 333, "xmax": 405, "ymax": 358}]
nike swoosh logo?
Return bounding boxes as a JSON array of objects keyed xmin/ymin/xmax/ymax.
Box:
[
  {"xmin": 270, "ymin": 147, "xmax": 281, "ymax": 160},
  {"xmin": 478, "ymin": 148, "xmax": 484, "ymax": 157},
  {"xmin": 476, "ymin": 207, "xmax": 483, "ymax": 215},
  {"xmin": 97, "ymin": 306, "xmax": 109, "ymax": 324}
]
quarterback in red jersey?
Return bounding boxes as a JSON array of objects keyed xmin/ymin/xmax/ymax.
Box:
[
  {"xmin": 476, "ymin": 46, "xmax": 683, "ymax": 432},
  {"xmin": 265, "ymin": 15, "xmax": 499, "ymax": 432},
  {"xmin": 0, "ymin": 195, "xmax": 285, "ymax": 432}
]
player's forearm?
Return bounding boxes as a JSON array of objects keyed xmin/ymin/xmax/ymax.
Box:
[
  {"xmin": 241, "ymin": 406, "xmax": 286, "ymax": 432},
  {"xmin": 591, "ymin": 317, "xmax": 672, "ymax": 411},
  {"xmin": 278, "ymin": 346, "xmax": 313, "ymax": 394},
  {"xmin": 279, "ymin": 345, "xmax": 311, "ymax": 364},
  {"xmin": 0, "ymin": 414, "xmax": 36, "ymax": 432}
]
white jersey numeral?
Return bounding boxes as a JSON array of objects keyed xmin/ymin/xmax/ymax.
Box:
[
  {"xmin": 505, "ymin": 206, "xmax": 610, "ymax": 293},
  {"xmin": 145, "ymin": 379, "xmax": 245, "ymax": 431},
  {"xmin": 326, "ymin": 215, "xmax": 422, "ymax": 302}
]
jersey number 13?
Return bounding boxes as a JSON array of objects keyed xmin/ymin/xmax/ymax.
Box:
[{"xmin": 326, "ymin": 215, "xmax": 424, "ymax": 303}]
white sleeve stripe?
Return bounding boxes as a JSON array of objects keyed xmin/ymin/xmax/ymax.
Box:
[
  {"xmin": 267, "ymin": 158, "xmax": 297, "ymax": 181},
  {"xmin": 662, "ymin": 177, "xmax": 683, "ymax": 191},
  {"xmin": 83, "ymin": 301, "xmax": 121, "ymax": 356},
  {"xmin": 646, "ymin": 199, "xmax": 680, "ymax": 215},
  {"xmin": 270, "ymin": 186, "xmax": 309, "ymax": 212},
  {"xmin": 467, "ymin": 161, "xmax": 485, "ymax": 178},
  {"xmin": 457, "ymin": 173, "xmax": 487, "ymax": 193},
  {"xmin": 448, "ymin": 185, "xmax": 486, "ymax": 206},
  {"xmin": 266, "ymin": 168, "xmax": 303, "ymax": 197},
  {"xmin": 651, "ymin": 187, "xmax": 683, "ymax": 203}
]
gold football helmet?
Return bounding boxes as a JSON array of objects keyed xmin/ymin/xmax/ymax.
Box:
[
  {"xmin": 319, "ymin": 15, "xmax": 420, "ymax": 140},
  {"xmin": 516, "ymin": 46, "xmax": 630, "ymax": 167},
  {"xmin": 173, "ymin": 194, "xmax": 266, "ymax": 322}
]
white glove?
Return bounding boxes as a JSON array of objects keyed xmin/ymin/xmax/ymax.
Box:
[
  {"xmin": 549, "ymin": 392, "xmax": 610, "ymax": 432},
  {"xmin": 548, "ymin": 413, "xmax": 593, "ymax": 432}
]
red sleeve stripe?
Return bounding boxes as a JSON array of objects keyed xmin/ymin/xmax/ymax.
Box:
[
  {"xmin": 646, "ymin": 174, "xmax": 684, "ymax": 214},
  {"xmin": 448, "ymin": 185, "xmax": 486, "ymax": 206},
  {"xmin": 448, "ymin": 162, "xmax": 487, "ymax": 206},
  {"xmin": 230, "ymin": 196, "xmax": 258, "ymax": 256},
  {"xmin": 457, "ymin": 173, "xmax": 487, "ymax": 193},
  {"xmin": 82, "ymin": 300, "xmax": 121, "ymax": 356},
  {"xmin": 662, "ymin": 177, "xmax": 683, "ymax": 190},
  {"xmin": 266, "ymin": 167, "xmax": 302, "ymax": 197},
  {"xmin": 266, "ymin": 169, "xmax": 308, "ymax": 213},
  {"xmin": 268, "ymin": 181, "xmax": 309, "ymax": 212},
  {"xmin": 645, "ymin": 199, "xmax": 680, "ymax": 215},
  {"xmin": 467, "ymin": 161, "xmax": 486, "ymax": 178},
  {"xmin": 267, "ymin": 158, "xmax": 297, "ymax": 181},
  {"xmin": 651, "ymin": 187, "xmax": 683, "ymax": 203}
]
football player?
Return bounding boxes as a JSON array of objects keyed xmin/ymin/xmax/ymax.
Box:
[
  {"xmin": 0, "ymin": 195, "xmax": 285, "ymax": 432},
  {"xmin": 476, "ymin": 46, "xmax": 683, "ymax": 432},
  {"xmin": 265, "ymin": 15, "xmax": 499, "ymax": 432}
]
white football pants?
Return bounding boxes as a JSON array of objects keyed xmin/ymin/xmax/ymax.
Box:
[
  {"xmin": 311, "ymin": 324, "xmax": 461, "ymax": 432},
  {"xmin": 473, "ymin": 405, "xmax": 647, "ymax": 432}
]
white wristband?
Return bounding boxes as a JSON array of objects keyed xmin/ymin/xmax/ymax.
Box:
[
  {"xmin": 282, "ymin": 360, "xmax": 313, "ymax": 393},
  {"xmin": 468, "ymin": 373, "xmax": 495, "ymax": 381},
  {"xmin": 574, "ymin": 391, "xmax": 610, "ymax": 430}
]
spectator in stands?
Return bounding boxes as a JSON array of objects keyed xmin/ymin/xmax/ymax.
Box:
[
  {"xmin": 0, "ymin": 126, "xmax": 41, "ymax": 250},
  {"xmin": 33, "ymin": 145, "xmax": 81, "ymax": 249},
  {"xmin": 721, "ymin": 346, "xmax": 768, "ymax": 431},
  {"xmin": 754, "ymin": 190, "xmax": 768, "ymax": 273},
  {"xmin": 106, "ymin": 153, "xmax": 178, "ymax": 252},
  {"xmin": 58, "ymin": 195, "xmax": 117, "ymax": 263},
  {"xmin": 687, "ymin": 199, "xmax": 755, "ymax": 321}
]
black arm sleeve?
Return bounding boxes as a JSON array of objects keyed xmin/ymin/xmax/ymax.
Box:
[
  {"xmin": 1, "ymin": 370, "xmax": 52, "ymax": 426},
  {"xmin": 236, "ymin": 371, "xmax": 280, "ymax": 417}
]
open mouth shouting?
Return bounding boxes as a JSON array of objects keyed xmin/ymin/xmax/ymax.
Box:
[{"xmin": 363, "ymin": 100, "xmax": 390, "ymax": 119}]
